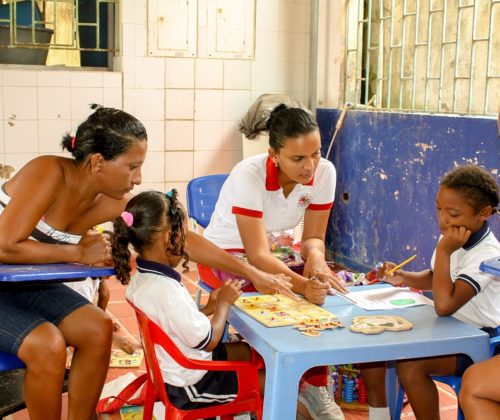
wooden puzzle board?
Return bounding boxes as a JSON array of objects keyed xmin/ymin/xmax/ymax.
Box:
[
  {"xmin": 349, "ymin": 315, "xmax": 413, "ymax": 334},
  {"xmin": 235, "ymin": 294, "xmax": 337, "ymax": 327}
]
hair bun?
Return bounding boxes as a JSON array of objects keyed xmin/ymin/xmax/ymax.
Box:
[{"xmin": 266, "ymin": 103, "xmax": 289, "ymax": 130}]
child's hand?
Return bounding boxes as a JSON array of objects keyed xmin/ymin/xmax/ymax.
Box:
[
  {"xmin": 216, "ymin": 279, "xmax": 242, "ymax": 307},
  {"xmin": 204, "ymin": 288, "xmax": 220, "ymax": 313},
  {"xmin": 378, "ymin": 262, "xmax": 405, "ymax": 286},
  {"xmin": 438, "ymin": 226, "xmax": 472, "ymax": 254}
]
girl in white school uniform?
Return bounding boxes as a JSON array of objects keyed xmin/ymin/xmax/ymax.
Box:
[
  {"xmin": 111, "ymin": 189, "xmax": 265, "ymax": 410},
  {"xmin": 363, "ymin": 165, "xmax": 500, "ymax": 420},
  {"xmin": 204, "ymin": 104, "xmax": 347, "ymax": 420}
]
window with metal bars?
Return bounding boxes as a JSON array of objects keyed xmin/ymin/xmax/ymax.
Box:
[
  {"xmin": 0, "ymin": 0, "xmax": 118, "ymax": 68},
  {"xmin": 344, "ymin": 0, "xmax": 500, "ymax": 116}
]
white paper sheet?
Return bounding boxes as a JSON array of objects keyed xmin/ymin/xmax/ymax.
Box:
[{"xmin": 346, "ymin": 287, "xmax": 434, "ymax": 310}]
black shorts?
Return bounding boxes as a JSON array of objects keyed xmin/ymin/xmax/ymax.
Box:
[
  {"xmin": 0, "ymin": 283, "xmax": 90, "ymax": 355},
  {"xmin": 165, "ymin": 342, "xmax": 238, "ymax": 410}
]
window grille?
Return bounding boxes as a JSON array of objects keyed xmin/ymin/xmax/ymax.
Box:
[
  {"xmin": 344, "ymin": 0, "xmax": 500, "ymax": 116},
  {"xmin": 0, "ymin": 0, "xmax": 118, "ymax": 68}
]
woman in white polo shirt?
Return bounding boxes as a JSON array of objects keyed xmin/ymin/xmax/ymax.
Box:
[{"xmin": 204, "ymin": 104, "xmax": 346, "ymax": 420}]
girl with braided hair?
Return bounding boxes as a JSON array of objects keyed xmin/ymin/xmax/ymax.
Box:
[{"xmin": 111, "ymin": 189, "xmax": 265, "ymax": 410}]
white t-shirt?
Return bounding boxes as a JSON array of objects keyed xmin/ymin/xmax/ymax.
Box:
[
  {"xmin": 204, "ymin": 153, "xmax": 336, "ymax": 249},
  {"xmin": 430, "ymin": 222, "xmax": 500, "ymax": 328},
  {"xmin": 125, "ymin": 258, "xmax": 213, "ymax": 387}
]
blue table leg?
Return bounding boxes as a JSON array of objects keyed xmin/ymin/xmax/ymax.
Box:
[
  {"xmin": 262, "ymin": 354, "xmax": 303, "ymax": 420},
  {"xmin": 386, "ymin": 361, "xmax": 400, "ymax": 420}
]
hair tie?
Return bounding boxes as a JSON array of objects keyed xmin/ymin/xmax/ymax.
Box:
[
  {"xmin": 166, "ymin": 190, "xmax": 174, "ymax": 198},
  {"xmin": 121, "ymin": 211, "xmax": 134, "ymax": 227},
  {"xmin": 70, "ymin": 136, "xmax": 76, "ymax": 150}
]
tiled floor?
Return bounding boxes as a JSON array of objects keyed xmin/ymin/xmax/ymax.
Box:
[{"xmin": 9, "ymin": 270, "xmax": 460, "ymax": 420}]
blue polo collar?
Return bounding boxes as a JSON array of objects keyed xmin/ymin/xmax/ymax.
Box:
[
  {"xmin": 462, "ymin": 221, "xmax": 490, "ymax": 251},
  {"xmin": 136, "ymin": 257, "xmax": 181, "ymax": 283}
]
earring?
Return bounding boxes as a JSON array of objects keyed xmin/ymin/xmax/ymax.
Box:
[{"xmin": 274, "ymin": 160, "xmax": 279, "ymax": 168}]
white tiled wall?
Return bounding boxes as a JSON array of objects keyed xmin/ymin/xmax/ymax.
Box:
[{"xmin": 0, "ymin": 0, "xmax": 318, "ymax": 208}]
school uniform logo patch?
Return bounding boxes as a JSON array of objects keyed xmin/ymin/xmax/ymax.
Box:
[{"xmin": 297, "ymin": 193, "xmax": 312, "ymax": 208}]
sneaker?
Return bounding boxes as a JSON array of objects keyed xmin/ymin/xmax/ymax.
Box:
[{"xmin": 298, "ymin": 385, "xmax": 345, "ymax": 420}]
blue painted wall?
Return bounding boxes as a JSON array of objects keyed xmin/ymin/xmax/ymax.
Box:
[{"xmin": 317, "ymin": 109, "xmax": 500, "ymax": 272}]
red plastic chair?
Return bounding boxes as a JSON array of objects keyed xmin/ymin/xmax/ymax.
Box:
[{"xmin": 128, "ymin": 300, "xmax": 263, "ymax": 420}]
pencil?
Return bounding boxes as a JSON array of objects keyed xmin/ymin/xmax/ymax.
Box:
[
  {"xmin": 334, "ymin": 291, "xmax": 356, "ymax": 304},
  {"xmin": 385, "ymin": 254, "xmax": 417, "ymax": 276}
]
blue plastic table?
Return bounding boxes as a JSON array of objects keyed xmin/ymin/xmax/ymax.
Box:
[
  {"xmin": 229, "ymin": 286, "xmax": 490, "ymax": 420},
  {"xmin": 479, "ymin": 257, "xmax": 500, "ymax": 276},
  {"xmin": 0, "ymin": 263, "xmax": 115, "ymax": 285}
]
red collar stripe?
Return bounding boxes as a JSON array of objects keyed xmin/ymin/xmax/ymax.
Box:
[
  {"xmin": 265, "ymin": 157, "xmax": 280, "ymax": 191},
  {"xmin": 232, "ymin": 206, "xmax": 264, "ymax": 218},
  {"xmin": 308, "ymin": 202, "xmax": 334, "ymax": 210},
  {"xmin": 265, "ymin": 156, "xmax": 315, "ymax": 190}
]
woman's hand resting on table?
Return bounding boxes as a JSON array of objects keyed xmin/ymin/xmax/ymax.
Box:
[
  {"xmin": 247, "ymin": 266, "xmax": 298, "ymax": 300},
  {"xmin": 77, "ymin": 229, "xmax": 112, "ymax": 265},
  {"xmin": 303, "ymin": 257, "xmax": 348, "ymax": 295}
]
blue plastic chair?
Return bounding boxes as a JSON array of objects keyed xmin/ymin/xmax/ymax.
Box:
[
  {"xmin": 393, "ymin": 327, "xmax": 500, "ymax": 420},
  {"xmin": 186, "ymin": 174, "xmax": 229, "ymax": 230},
  {"xmin": 185, "ymin": 174, "xmax": 229, "ymax": 297}
]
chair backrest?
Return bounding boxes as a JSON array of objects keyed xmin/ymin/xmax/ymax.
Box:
[
  {"xmin": 127, "ymin": 299, "xmax": 262, "ymax": 420},
  {"xmin": 186, "ymin": 174, "xmax": 229, "ymax": 228}
]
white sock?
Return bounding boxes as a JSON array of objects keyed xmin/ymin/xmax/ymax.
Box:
[{"xmin": 368, "ymin": 406, "xmax": 390, "ymax": 420}]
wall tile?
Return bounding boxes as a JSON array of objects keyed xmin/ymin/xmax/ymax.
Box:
[
  {"xmin": 70, "ymin": 87, "xmax": 104, "ymax": 120},
  {"xmin": 38, "ymin": 87, "xmax": 72, "ymax": 120},
  {"xmin": 142, "ymin": 151, "xmax": 164, "ymax": 183},
  {"xmin": 222, "ymin": 150, "xmax": 243, "ymax": 173},
  {"xmin": 256, "ymin": 0, "xmax": 280, "ymax": 31},
  {"xmin": 122, "ymin": 56, "xmax": 136, "ymax": 88},
  {"xmin": 122, "ymin": 23, "xmax": 136, "ymax": 56},
  {"xmin": 103, "ymin": 88, "xmax": 123, "ymax": 109},
  {"xmin": 279, "ymin": 1, "xmax": 306, "ymax": 33},
  {"xmin": 194, "ymin": 90, "xmax": 223, "ymax": 120},
  {"xmin": 165, "ymin": 151, "xmax": 194, "ymax": 181},
  {"xmin": 251, "ymin": 61, "xmax": 279, "ymax": 91},
  {"xmin": 193, "ymin": 150, "xmax": 223, "ymax": 177},
  {"xmin": 134, "ymin": 24, "xmax": 148, "ymax": 56},
  {"xmin": 166, "ymin": 58, "xmax": 195, "ymax": 89},
  {"xmin": 195, "ymin": 59, "xmax": 223, "ymax": 89},
  {"xmin": 222, "ymin": 120, "xmax": 243, "ymax": 151},
  {"xmin": 194, "ymin": 121, "xmax": 223, "ymax": 150},
  {"xmin": 70, "ymin": 72, "xmax": 103, "ymax": 88},
  {"xmin": 103, "ymin": 72, "xmax": 122, "ymax": 88},
  {"xmin": 224, "ymin": 60, "xmax": 251, "ymax": 90},
  {"xmin": 3, "ymin": 70, "xmax": 37, "ymax": 86},
  {"xmin": 123, "ymin": 88, "xmax": 135, "ymax": 114},
  {"xmin": 121, "ymin": 0, "xmax": 136, "ymax": 24},
  {"xmin": 37, "ymin": 71, "xmax": 71, "ymax": 87},
  {"xmin": 165, "ymin": 121, "xmax": 194, "ymax": 151},
  {"xmin": 223, "ymin": 90, "xmax": 251, "ymax": 121},
  {"xmin": 255, "ymin": 31, "xmax": 280, "ymax": 61},
  {"xmin": 278, "ymin": 61, "xmax": 305, "ymax": 92},
  {"xmin": 3, "ymin": 87, "xmax": 37, "ymax": 120},
  {"xmin": 141, "ymin": 120, "xmax": 165, "ymax": 151},
  {"xmin": 134, "ymin": 0, "xmax": 147, "ymax": 26},
  {"xmin": 4, "ymin": 121, "xmax": 38, "ymax": 153},
  {"xmin": 165, "ymin": 89, "xmax": 194, "ymax": 120},
  {"xmin": 38, "ymin": 120, "xmax": 72, "ymax": 153},
  {"xmin": 134, "ymin": 89, "xmax": 164, "ymax": 120},
  {"xmin": 134, "ymin": 57, "xmax": 165, "ymax": 89},
  {"xmin": 134, "ymin": 182, "xmax": 166, "ymax": 195}
]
